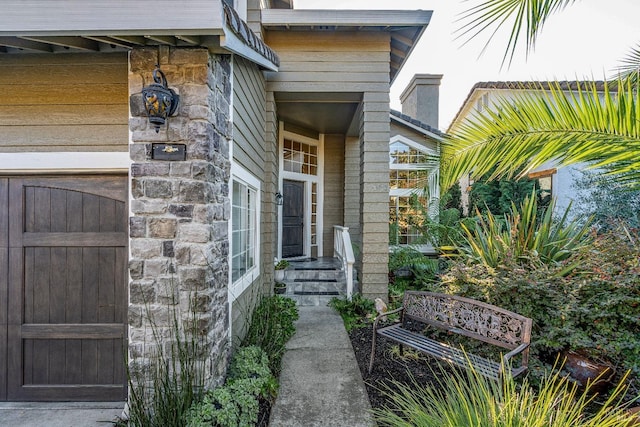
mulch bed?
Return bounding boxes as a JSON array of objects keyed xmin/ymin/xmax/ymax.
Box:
[{"xmin": 348, "ymin": 323, "xmax": 448, "ymax": 411}]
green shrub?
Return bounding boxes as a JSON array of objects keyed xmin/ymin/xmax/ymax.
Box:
[
  {"xmin": 328, "ymin": 293, "xmax": 376, "ymax": 331},
  {"xmin": 440, "ymin": 226, "xmax": 640, "ymax": 378},
  {"xmin": 374, "ymin": 361, "xmax": 637, "ymax": 427},
  {"xmin": 241, "ymin": 295, "xmax": 298, "ymax": 375},
  {"xmin": 461, "ymin": 192, "xmax": 592, "ymax": 270}
]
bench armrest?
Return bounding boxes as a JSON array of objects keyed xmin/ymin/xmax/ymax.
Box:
[
  {"xmin": 501, "ymin": 342, "xmax": 530, "ymax": 375},
  {"xmin": 503, "ymin": 342, "xmax": 529, "ymax": 362},
  {"xmin": 372, "ymin": 307, "xmax": 404, "ymax": 331}
]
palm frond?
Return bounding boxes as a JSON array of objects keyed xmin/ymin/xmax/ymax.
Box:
[
  {"xmin": 455, "ymin": 0, "xmax": 578, "ymax": 68},
  {"xmin": 442, "ymin": 80, "xmax": 640, "ymax": 191},
  {"xmin": 612, "ymin": 44, "xmax": 640, "ymax": 86}
]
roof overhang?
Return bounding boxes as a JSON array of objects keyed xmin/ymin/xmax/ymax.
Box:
[
  {"xmin": 0, "ymin": 0, "xmax": 279, "ymax": 71},
  {"xmin": 261, "ymin": 9, "xmax": 431, "ymax": 83}
]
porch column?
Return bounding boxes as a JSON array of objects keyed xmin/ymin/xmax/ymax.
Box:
[
  {"xmin": 344, "ymin": 136, "xmax": 361, "ymax": 246},
  {"xmin": 128, "ymin": 46, "xmax": 231, "ymax": 387},
  {"xmin": 359, "ymin": 92, "xmax": 390, "ymax": 301},
  {"xmin": 264, "ymin": 90, "xmax": 278, "ymax": 284}
]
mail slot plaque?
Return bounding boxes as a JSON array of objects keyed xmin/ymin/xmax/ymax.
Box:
[{"xmin": 152, "ymin": 143, "xmax": 186, "ymax": 161}]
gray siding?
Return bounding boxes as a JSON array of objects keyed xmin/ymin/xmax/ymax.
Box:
[
  {"xmin": 231, "ymin": 55, "xmax": 272, "ymax": 341},
  {"xmin": 323, "ymin": 134, "xmax": 345, "ymax": 257},
  {"xmin": 0, "ymin": 53, "xmax": 128, "ymax": 153},
  {"xmin": 264, "ymin": 31, "xmax": 390, "ymax": 93}
]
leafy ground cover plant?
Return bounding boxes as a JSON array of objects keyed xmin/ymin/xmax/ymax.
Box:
[
  {"xmin": 328, "ymin": 293, "xmax": 376, "ymax": 332},
  {"xmin": 374, "ymin": 360, "xmax": 638, "ymax": 427},
  {"xmin": 186, "ymin": 346, "xmax": 277, "ymax": 427},
  {"xmin": 186, "ymin": 295, "xmax": 299, "ymax": 427}
]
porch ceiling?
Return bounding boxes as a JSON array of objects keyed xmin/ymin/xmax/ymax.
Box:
[{"xmin": 275, "ymin": 92, "xmax": 361, "ymax": 135}]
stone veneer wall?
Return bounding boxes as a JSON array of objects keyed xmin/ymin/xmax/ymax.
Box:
[{"xmin": 128, "ymin": 46, "xmax": 231, "ymax": 386}]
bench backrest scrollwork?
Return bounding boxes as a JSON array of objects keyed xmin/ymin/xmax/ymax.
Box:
[{"xmin": 402, "ymin": 291, "xmax": 532, "ymax": 350}]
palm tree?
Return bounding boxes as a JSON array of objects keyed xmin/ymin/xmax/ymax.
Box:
[{"xmin": 442, "ymin": 0, "xmax": 640, "ymax": 191}]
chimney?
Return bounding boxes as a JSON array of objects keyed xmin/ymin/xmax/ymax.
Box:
[{"xmin": 399, "ymin": 74, "xmax": 443, "ymax": 129}]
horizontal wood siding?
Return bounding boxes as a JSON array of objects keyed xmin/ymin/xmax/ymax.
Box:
[
  {"xmin": 231, "ymin": 56, "xmax": 269, "ymax": 342},
  {"xmin": 264, "ymin": 31, "xmax": 390, "ymax": 93},
  {"xmin": 0, "ymin": 53, "xmax": 128, "ymax": 153},
  {"xmin": 232, "ymin": 56, "xmax": 266, "ymax": 175},
  {"xmin": 323, "ymin": 134, "xmax": 345, "ymax": 257}
]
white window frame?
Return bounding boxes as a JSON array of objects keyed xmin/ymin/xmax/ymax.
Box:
[
  {"xmin": 389, "ymin": 135, "xmax": 440, "ymax": 249},
  {"xmin": 228, "ymin": 163, "xmax": 261, "ymax": 303}
]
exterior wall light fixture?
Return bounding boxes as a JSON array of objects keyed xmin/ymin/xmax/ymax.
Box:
[
  {"xmin": 142, "ymin": 65, "xmax": 179, "ymax": 132},
  {"xmin": 275, "ymin": 192, "xmax": 284, "ymax": 206}
]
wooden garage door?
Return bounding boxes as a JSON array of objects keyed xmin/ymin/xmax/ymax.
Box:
[{"xmin": 1, "ymin": 176, "xmax": 127, "ymax": 401}]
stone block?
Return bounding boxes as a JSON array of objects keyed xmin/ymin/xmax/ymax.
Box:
[
  {"xmin": 178, "ymin": 181, "xmax": 206, "ymax": 203},
  {"xmin": 130, "ymin": 238, "xmax": 162, "ymax": 259},
  {"xmin": 130, "ymin": 200, "xmax": 167, "ymax": 215},
  {"xmin": 129, "ymin": 260, "xmax": 144, "ymax": 280},
  {"xmin": 169, "ymin": 48, "xmax": 209, "ymax": 65},
  {"xmin": 178, "ymin": 266, "xmax": 207, "ymax": 291},
  {"xmin": 179, "ymin": 223, "xmax": 211, "ymax": 243},
  {"xmin": 129, "ymin": 143, "xmax": 148, "ymax": 162},
  {"xmin": 144, "ymin": 259, "xmax": 171, "ymax": 277},
  {"xmin": 174, "ymin": 243, "xmax": 191, "ymax": 264},
  {"xmin": 129, "ymin": 48, "xmax": 157, "ymax": 72},
  {"xmin": 144, "ymin": 179, "xmax": 173, "ymax": 199},
  {"xmin": 131, "ymin": 162, "xmax": 170, "ymax": 177},
  {"xmin": 129, "ymin": 217, "xmax": 146, "ymax": 238},
  {"xmin": 168, "ymin": 204, "xmax": 194, "ymax": 218},
  {"xmin": 170, "ymin": 162, "xmax": 191, "ymax": 178},
  {"xmin": 130, "ymin": 280, "xmax": 156, "ymax": 304},
  {"xmin": 163, "ymin": 240, "xmax": 175, "ymax": 257},
  {"xmin": 148, "ymin": 218, "xmax": 177, "ymax": 238},
  {"xmin": 185, "ymin": 65, "xmax": 209, "ymax": 85}
]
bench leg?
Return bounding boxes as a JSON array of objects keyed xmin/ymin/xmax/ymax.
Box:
[
  {"xmin": 399, "ymin": 343, "xmax": 404, "ymax": 357},
  {"xmin": 368, "ymin": 332, "xmax": 377, "ymax": 373}
]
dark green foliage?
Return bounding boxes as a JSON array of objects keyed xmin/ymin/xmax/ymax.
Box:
[
  {"xmin": 442, "ymin": 181, "xmax": 462, "ymax": 211},
  {"xmin": 469, "ymin": 172, "xmax": 539, "ymax": 216},
  {"xmin": 328, "ymin": 294, "xmax": 376, "ymax": 331},
  {"xmin": 241, "ymin": 295, "xmax": 299, "ymax": 376},
  {"xmin": 186, "ymin": 346, "xmax": 277, "ymax": 427},
  {"xmin": 440, "ymin": 226, "xmax": 640, "ymax": 378}
]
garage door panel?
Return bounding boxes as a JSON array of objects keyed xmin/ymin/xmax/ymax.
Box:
[{"xmin": 4, "ymin": 176, "xmax": 127, "ymax": 401}]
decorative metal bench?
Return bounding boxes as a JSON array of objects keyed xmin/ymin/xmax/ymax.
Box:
[{"xmin": 369, "ymin": 291, "xmax": 533, "ymax": 380}]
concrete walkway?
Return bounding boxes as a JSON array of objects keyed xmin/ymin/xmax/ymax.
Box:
[
  {"xmin": 269, "ymin": 305, "xmax": 374, "ymax": 427},
  {"xmin": 0, "ymin": 402, "xmax": 124, "ymax": 426}
]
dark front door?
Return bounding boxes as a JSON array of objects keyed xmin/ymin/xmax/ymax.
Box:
[
  {"xmin": 1, "ymin": 176, "xmax": 127, "ymax": 401},
  {"xmin": 282, "ymin": 180, "xmax": 304, "ymax": 258}
]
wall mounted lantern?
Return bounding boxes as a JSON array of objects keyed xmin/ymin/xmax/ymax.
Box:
[
  {"xmin": 142, "ymin": 65, "xmax": 180, "ymax": 132},
  {"xmin": 275, "ymin": 192, "xmax": 284, "ymax": 206}
]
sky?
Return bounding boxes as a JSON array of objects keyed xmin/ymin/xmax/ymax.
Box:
[{"xmin": 295, "ymin": 0, "xmax": 640, "ymax": 131}]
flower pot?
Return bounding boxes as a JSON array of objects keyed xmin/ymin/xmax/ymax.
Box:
[
  {"xmin": 274, "ymin": 283, "xmax": 286, "ymax": 295},
  {"xmin": 562, "ymin": 350, "xmax": 616, "ymax": 393},
  {"xmin": 275, "ymin": 269, "xmax": 285, "ymax": 282}
]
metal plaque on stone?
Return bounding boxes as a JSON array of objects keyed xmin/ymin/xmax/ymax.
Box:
[{"xmin": 152, "ymin": 143, "xmax": 186, "ymax": 161}]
